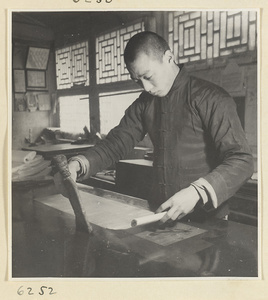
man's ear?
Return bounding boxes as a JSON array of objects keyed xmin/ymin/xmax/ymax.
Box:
[{"xmin": 163, "ymin": 50, "xmax": 175, "ymax": 63}]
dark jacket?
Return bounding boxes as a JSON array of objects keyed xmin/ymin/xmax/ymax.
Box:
[{"xmin": 80, "ymin": 67, "xmax": 254, "ymax": 216}]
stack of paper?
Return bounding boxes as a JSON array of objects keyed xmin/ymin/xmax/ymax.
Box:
[{"xmin": 12, "ymin": 150, "xmax": 52, "ymax": 181}]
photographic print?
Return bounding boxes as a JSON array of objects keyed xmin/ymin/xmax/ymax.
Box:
[
  {"xmin": 13, "ymin": 69, "xmax": 26, "ymax": 92},
  {"xmin": 10, "ymin": 9, "xmax": 259, "ymax": 282},
  {"xmin": 26, "ymin": 46, "xmax": 50, "ymax": 70},
  {"xmin": 26, "ymin": 70, "xmax": 46, "ymax": 89}
]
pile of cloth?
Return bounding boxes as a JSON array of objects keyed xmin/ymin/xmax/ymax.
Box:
[{"xmin": 12, "ymin": 150, "xmax": 52, "ymax": 181}]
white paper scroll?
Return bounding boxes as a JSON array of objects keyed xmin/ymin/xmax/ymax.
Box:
[
  {"xmin": 12, "ymin": 150, "xmax": 37, "ymax": 163},
  {"xmin": 131, "ymin": 212, "xmax": 166, "ymax": 227}
]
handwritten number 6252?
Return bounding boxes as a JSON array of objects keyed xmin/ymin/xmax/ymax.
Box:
[{"xmin": 17, "ymin": 286, "xmax": 56, "ymax": 296}]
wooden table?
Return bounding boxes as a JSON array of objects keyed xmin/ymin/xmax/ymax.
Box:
[
  {"xmin": 12, "ymin": 183, "xmax": 258, "ymax": 278},
  {"xmin": 22, "ymin": 143, "xmax": 93, "ymax": 159}
]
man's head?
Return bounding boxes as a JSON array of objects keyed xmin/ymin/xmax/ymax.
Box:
[{"xmin": 124, "ymin": 31, "xmax": 179, "ymax": 97}]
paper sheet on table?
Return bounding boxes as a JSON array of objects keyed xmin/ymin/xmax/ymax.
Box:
[{"xmin": 35, "ymin": 191, "xmax": 155, "ymax": 230}]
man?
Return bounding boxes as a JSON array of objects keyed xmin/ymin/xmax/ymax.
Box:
[{"xmin": 55, "ymin": 31, "xmax": 254, "ymax": 223}]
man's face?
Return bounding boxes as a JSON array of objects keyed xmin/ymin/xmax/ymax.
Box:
[{"xmin": 126, "ymin": 51, "xmax": 175, "ymax": 97}]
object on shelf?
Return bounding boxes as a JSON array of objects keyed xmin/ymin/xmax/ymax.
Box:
[{"xmin": 26, "ymin": 92, "xmax": 38, "ymax": 112}]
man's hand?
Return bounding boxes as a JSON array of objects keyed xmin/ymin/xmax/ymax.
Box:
[
  {"xmin": 53, "ymin": 160, "xmax": 80, "ymax": 197},
  {"xmin": 155, "ymin": 186, "xmax": 200, "ymax": 224}
]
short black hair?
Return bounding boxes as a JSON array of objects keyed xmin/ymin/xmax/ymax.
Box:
[{"xmin": 124, "ymin": 31, "xmax": 170, "ymax": 64}]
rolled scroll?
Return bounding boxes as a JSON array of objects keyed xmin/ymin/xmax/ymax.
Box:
[
  {"xmin": 12, "ymin": 150, "xmax": 36, "ymax": 163},
  {"xmin": 131, "ymin": 212, "xmax": 166, "ymax": 227}
]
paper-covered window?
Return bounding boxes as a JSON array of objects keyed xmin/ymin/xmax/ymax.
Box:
[{"xmin": 59, "ymin": 95, "xmax": 90, "ymax": 133}]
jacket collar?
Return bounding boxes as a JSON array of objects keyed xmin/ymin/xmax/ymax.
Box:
[{"xmin": 167, "ymin": 64, "xmax": 189, "ymax": 96}]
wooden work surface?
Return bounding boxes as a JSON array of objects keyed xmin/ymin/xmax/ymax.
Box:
[
  {"xmin": 35, "ymin": 191, "xmax": 154, "ymax": 230},
  {"xmin": 12, "ymin": 183, "xmax": 258, "ymax": 278},
  {"xmin": 22, "ymin": 143, "xmax": 93, "ymax": 159}
]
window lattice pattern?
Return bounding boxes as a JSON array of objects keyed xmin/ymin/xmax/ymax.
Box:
[
  {"xmin": 55, "ymin": 46, "xmax": 72, "ymax": 89},
  {"xmin": 168, "ymin": 11, "xmax": 257, "ymax": 64},
  {"xmin": 71, "ymin": 42, "xmax": 90, "ymax": 86},
  {"xmin": 96, "ymin": 22, "xmax": 145, "ymax": 84},
  {"xmin": 56, "ymin": 41, "xmax": 89, "ymax": 89}
]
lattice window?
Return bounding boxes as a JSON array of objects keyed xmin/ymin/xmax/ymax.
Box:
[
  {"xmin": 56, "ymin": 41, "xmax": 89, "ymax": 90},
  {"xmin": 71, "ymin": 42, "xmax": 90, "ymax": 86},
  {"xmin": 168, "ymin": 11, "xmax": 257, "ymax": 64},
  {"xmin": 96, "ymin": 21, "xmax": 145, "ymax": 84},
  {"xmin": 55, "ymin": 46, "xmax": 72, "ymax": 89}
]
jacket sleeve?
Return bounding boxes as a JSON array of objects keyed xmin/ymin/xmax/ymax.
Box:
[
  {"xmin": 193, "ymin": 82, "xmax": 254, "ymax": 207},
  {"xmin": 78, "ymin": 95, "xmax": 147, "ymax": 179}
]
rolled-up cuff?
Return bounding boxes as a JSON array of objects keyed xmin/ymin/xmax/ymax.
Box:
[
  {"xmin": 191, "ymin": 177, "xmax": 218, "ymax": 209},
  {"xmin": 68, "ymin": 155, "xmax": 90, "ymax": 181}
]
